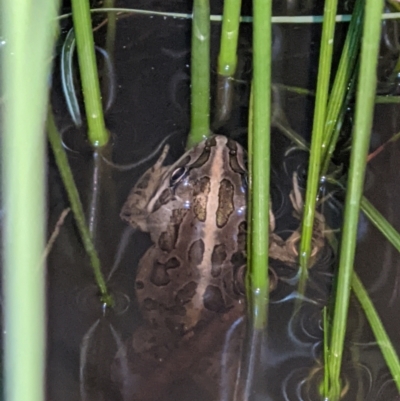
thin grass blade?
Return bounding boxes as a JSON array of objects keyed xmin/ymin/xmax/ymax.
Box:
[
  {"xmin": 352, "ymin": 273, "xmax": 400, "ymax": 391},
  {"xmin": 47, "ymin": 107, "xmax": 113, "ymax": 306}
]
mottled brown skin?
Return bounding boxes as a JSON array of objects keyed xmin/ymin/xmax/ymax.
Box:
[
  {"xmin": 121, "ymin": 136, "xmax": 249, "ymax": 337},
  {"xmin": 118, "ymin": 135, "xmax": 326, "ymax": 400}
]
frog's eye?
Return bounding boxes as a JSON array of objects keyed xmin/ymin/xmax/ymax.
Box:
[{"xmin": 170, "ymin": 166, "xmax": 187, "ymax": 187}]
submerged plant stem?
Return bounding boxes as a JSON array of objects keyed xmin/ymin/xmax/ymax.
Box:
[
  {"xmin": 250, "ymin": 0, "xmax": 272, "ymax": 330},
  {"xmin": 188, "ymin": 0, "xmax": 210, "ymax": 147},
  {"xmin": 352, "ymin": 273, "xmax": 400, "ymax": 391},
  {"xmin": 328, "ymin": 2, "xmax": 383, "ymax": 399},
  {"xmin": 47, "ymin": 108, "xmax": 113, "ymax": 307},
  {"xmin": 103, "ymin": 0, "xmax": 117, "ymax": 60},
  {"xmin": 361, "ymin": 197, "xmax": 400, "ymax": 253},
  {"xmin": 71, "ymin": 0, "xmax": 109, "ymax": 146}
]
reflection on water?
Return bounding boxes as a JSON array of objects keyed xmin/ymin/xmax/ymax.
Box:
[{"xmin": 47, "ymin": 1, "xmax": 400, "ymax": 400}]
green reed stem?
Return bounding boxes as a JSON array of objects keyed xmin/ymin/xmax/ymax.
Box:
[
  {"xmin": 299, "ymin": 0, "xmax": 338, "ymax": 283},
  {"xmin": 2, "ymin": 1, "xmax": 59, "ymax": 401},
  {"xmin": 322, "ymin": 307, "xmax": 330, "ymax": 398},
  {"xmin": 188, "ymin": 0, "xmax": 210, "ymax": 147},
  {"xmin": 247, "ymin": 86, "xmax": 254, "ymax": 277},
  {"xmin": 218, "ymin": 0, "xmax": 242, "ymax": 77},
  {"xmin": 352, "ymin": 273, "xmax": 400, "ymax": 391},
  {"xmin": 327, "ymin": 3, "xmax": 383, "ymax": 399},
  {"xmin": 214, "ymin": 0, "xmax": 242, "ymax": 125},
  {"xmin": 47, "ymin": 108, "xmax": 113, "ymax": 307},
  {"xmin": 249, "ymin": 0, "xmax": 272, "ymax": 330},
  {"xmin": 321, "ymin": 0, "xmax": 363, "ymax": 166},
  {"xmin": 71, "ymin": 0, "xmax": 109, "ymax": 147},
  {"xmin": 103, "ymin": 0, "xmax": 117, "ymax": 61}
]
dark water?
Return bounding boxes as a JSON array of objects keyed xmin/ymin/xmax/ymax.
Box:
[{"xmin": 48, "ymin": 1, "xmax": 400, "ymax": 400}]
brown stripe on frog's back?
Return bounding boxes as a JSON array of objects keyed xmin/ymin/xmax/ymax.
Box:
[
  {"xmin": 226, "ymin": 138, "xmax": 246, "ymax": 174},
  {"xmin": 192, "ymin": 176, "xmax": 211, "ymax": 222},
  {"xmin": 216, "ymin": 178, "xmax": 234, "ymax": 228},
  {"xmin": 188, "ymin": 137, "xmax": 227, "ymax": 314},
  {"xmin": 187, "ymin": 136, "xmax": 217, "ymax": 169},
  {"xmin": 158, "ymin": 208, "xmax": 189, "ymax": 252},
  {"xmin": 188, "ymin": 137, "xmax": 219, "ymax": 223}
]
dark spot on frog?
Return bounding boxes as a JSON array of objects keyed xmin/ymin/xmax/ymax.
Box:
[
  {"xmin": 171, "ymin": 208, "xmax": 188, "ymax": 224},
  {"xmin": 135, "ymin": 172, "xmax": 151, "ymax": 189},
  {"xmin": 233, "ymin": 264, "xmax": 246, "ymax": 295},
  {"xmin": 239, "ymin": 221, "xmax": 247, "ymax": 231},
  {"xmin": 203, "ymin": 285, "xmax": 229, "ymax": 313},
  {"xmin": 188, "ymin": 239, "xmax": 205, "ymax": 266},
  {"xmin": 167, "ymin": 304, "xmax": 186, "ymax": 316},
  {"xmin": 132, "ymin": 189, "xmax": 143, "ymax": 198},
  {"xmin": 175, "ymin": 155, "xmax": 191, "ymax": 168},
  {"xmin": 230, "ymin": 154, "xmax": 246, "ymax": 175},
  {"xmin": 159, "ymin": 188, "xmax": 171, "ymax": 204},
  {"xmin": 120, "ymin": 208, "xmax": 132, "ymax": 220},
  {"xmin": 136, "ymin": 280, "xmax": 144, "ymax": 290},
  {"xmin": 231, "ymin": 251, "xmax": 246, "ymax": 268},
  {"xmin": 143, "ymin": 298, "xmax": 159, "ymax": 311},
  {"xmin": 165, "ymin": 257, "xmax": 180, "ymax": 269},
  {"xmin": 165, "ymin": 318, "xmax": 185, "ymax": 335},
  {"xmin": 237, "ymin": 221, "xmax": 247, "ymax": 251},
  {"xmin": 175, "ymin": 281, "xmax": 198, "ymax": 304},
  {"xmin": 211, "ymin": 244, "xmax": 227, "ymax": 277},
  {"xmin": 150, "ymin": 258, "xmax": 181, "ymax": 286},
  {"xmin": 153, "ymin": 188, "xmax": 172, "ymax": 212},
  {"xmin": 217, "ymin": 179, "xmax": 234, "ymax": 228},
  {"xmin": 158, "ymin": 226, "xmax": 179, "ymax": 252},
  {"xmin": 188, "ymin": 139, "xmax": 213, "ymax": 169},
  {"xmin": 193, "ymin": 177, "xmax": 211, "ymax": 196}
]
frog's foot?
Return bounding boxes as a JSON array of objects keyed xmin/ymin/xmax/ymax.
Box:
[
  {"xmin": 282, "ymin": 228, "xmax": 324, "ymax": 266},
  {"xmin": 269, "ymin": 232, "xmax": 298, "ymax": 265},
  {"xmin": 288, "ymin": 171, "xmax": 304, "ymax": 216},
  {"xmin": 269, "ymin": 199, "xmax": 276, "ymax": 232},
  {"xmin": 269, "ymin": 173, "xmax": 313, "ymax": 265},
  {"xmin": 286, "ymin": 172, "xmax": 327, "ymax": 267}
]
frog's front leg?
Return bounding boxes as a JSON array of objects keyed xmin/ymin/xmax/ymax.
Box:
[
  {"xmin": 285, "ymin": 172, "xmax": 326, "ymax": 266},
  {"xmin": 120, "ymin": 144, "xmax": 171, "ymax": 232},
  {"xmin": 268, "ymin": 172, "xmax": 326, "ymax": 267}
]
